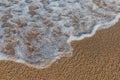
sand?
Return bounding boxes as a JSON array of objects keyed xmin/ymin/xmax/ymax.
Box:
[{"xmin": 0, "ymin": 20, "xmax": 120, "ymax": 80}]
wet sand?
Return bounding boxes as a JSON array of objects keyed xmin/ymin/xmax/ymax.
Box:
[{"xmin": 0, "ymin": 20, "xmax": 120, "ymax": 80}]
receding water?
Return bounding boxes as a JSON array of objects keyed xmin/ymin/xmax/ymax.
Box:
[{"xmin": 0, "ymin": 0, "xmax": 120, "ymax": 68}]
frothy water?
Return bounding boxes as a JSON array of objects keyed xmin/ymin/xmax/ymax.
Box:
[{"xmin": 0, "ymin": 0, "xmax": 120, "ymax": 68}]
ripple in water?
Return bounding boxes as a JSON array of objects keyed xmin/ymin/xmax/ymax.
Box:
[{"xmin": 0, "ymin": 0, "xmax": 120, "ymax": 68}]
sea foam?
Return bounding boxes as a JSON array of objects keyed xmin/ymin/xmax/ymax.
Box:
[{"xmin": 0, "ymin": 0, "xmax": 120, "ymax": 68}]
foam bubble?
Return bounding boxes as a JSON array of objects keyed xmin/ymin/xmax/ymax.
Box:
[{"xmin": 0, "ymin": 0, "xmax": 119, "ymax": 68}]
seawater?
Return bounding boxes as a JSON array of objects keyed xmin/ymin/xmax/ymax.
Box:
[{"xmin": 0, "ymin": 0, "xmax": 119, "ymax": 68}]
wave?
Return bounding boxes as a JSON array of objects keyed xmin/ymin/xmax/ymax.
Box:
[{"xmin": 0, "ymin": 0, "xmax": 119, "ymax": 68}]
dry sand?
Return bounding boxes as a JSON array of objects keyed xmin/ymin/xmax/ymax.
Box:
[{"xmin": 0, "ymin": 20, "xmax": 120, "ymax": 80}]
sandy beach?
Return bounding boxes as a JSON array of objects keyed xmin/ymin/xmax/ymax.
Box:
[{"xmin": 0, "ymin": 18, "xmax": 119, "ymax": 80}]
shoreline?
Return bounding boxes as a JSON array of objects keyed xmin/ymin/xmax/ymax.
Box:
[
  {"xmin": 68, "ymin": 14, "xmax": 120, "ymax": 42},
  {"xmin": 0, "ymin": 0, "xmax": 120, "ymax": 69},
  {"xmin": 0, "ymin": 19, "xmax": 120, "ymax": 80},
  {"xmin": 0, "ymin": 15, "xmax": 120, "ymax": 69}
]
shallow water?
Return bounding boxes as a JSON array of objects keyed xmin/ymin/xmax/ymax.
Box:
[{"xmin": 0, "ymin": 0, "xmax": 120, "ymax": 68}]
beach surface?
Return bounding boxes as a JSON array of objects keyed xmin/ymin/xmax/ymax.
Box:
[{"xmin": 0, "ymin": 20, "xmax": 120, "ymax": 80}]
